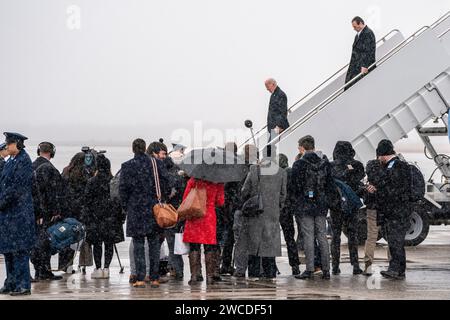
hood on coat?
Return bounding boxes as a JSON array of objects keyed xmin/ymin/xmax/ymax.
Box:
[
  {"xmin": 301, "ymin": 151, "xmax": 324, "ymax": 166},
  {"xmin": 333, "ymin": 141, "xmax": 356, "ymax": 161}
]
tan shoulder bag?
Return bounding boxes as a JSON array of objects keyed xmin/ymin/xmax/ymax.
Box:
[{"xmin": 151, "ymin": 157, "xmax": 178, "ymax": 228}]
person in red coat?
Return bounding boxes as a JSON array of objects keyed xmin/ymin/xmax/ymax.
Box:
[{"xmin": 182, "ymin": 178, "xmax": 224, "ymax": 285}]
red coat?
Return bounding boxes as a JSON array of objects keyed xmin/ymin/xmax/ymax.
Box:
[{"xmin": 182, "ymin": 178, "xmax": 225, "ymax": 245}]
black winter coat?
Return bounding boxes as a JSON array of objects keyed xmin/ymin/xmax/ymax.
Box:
[
  {"xmin": 267, "ymin": 86, "xmax": 289, "ymax": 131},
  {"xmin": 32, "ymin": 157, "xmax": 65, "ymax": 226},
  {"xmin": 376, "ymin": 157, "xmax": 412, "ymax": 224},
  {"xmin": 83, "ymin": 173, "xmax": 125, "ymax": 244},
  {"xmin": 164, "ymin": 157, "xmax": 187, "ymax": 232},
  {"xmin": 345, "ymin": 25, "xmax": 376, "ymax": 87},
  {"xmin": 164, "ymin": 157, "xmax": 187, "ymax": 209},
  {"xmin": 61, "ymin": 172, "xmax": 89, "ymax": 221},
  {"xmin": 0, "ymin": 158, "xmax": 5, "ymax": 176},
  {"xmin": 291, "ymin": 152, "xmax": 337, "ymax": 217},
  {"xmin": 119, "ymin": 154, "xmax": 170, "ymax": 238}
]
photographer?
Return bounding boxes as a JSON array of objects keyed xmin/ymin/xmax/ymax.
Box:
[
  {"xmin": 31, "ymin": 142, "xmax": 64, "ymax": 281},
  {"xmin": 83, "ymin": 154, "xmax": 125, "ymax": 279}
]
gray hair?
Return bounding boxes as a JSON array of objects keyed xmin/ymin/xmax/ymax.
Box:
[{"xmin": 265, "ymin": 78, "xmax": 277, "ymax": 86}]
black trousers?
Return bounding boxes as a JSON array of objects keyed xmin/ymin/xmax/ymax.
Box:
[
  {"xmin": 248, "ymin": 255, "xmax": 276, "ymax": 278},
  {"xmin": 92, "ymin": 242, "xmax": 114, "ymax": 269},
  {"xmin": 385, "ymin": 219, "xmax": 408, "ymax": 274},
  {"xmin": 31, "ymin": 226, "xmax": 52, "ymax": 276},
  {"xmin": 280, "ymin": 209, "xmax": 300, "ymax": 267},
  {"xmin": 58, "ymin": 248, "xmax": 75, "ymax": 271},
  {"xmin": 220, "ymin": 207, "xmax": 235, "ymax": 269},
  {"xmin": 330, "ymin": 209, "xmax": 360, "ymax": 268}
]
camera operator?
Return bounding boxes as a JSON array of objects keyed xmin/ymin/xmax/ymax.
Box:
[
  {"xmin": 59, "ymin": 151, "xmax": 93, "ymax": 272},
  {"xmin": 31, "ymin": 142, "xmax": 64, "ymax": 281}
]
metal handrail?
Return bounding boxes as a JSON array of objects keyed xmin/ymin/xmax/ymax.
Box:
[
  {"xmin": 242, "ymin": 10, "xmax": 450, "ymax": 150},
  {"xmin": 431, "ymin": 10, "xmax": 450, "ymax": 29},
  {"xmin": 239, "ymin": 29, "xmax": 401, "ymax": 148},
  {"xmin": 439, "ymin": 27, "xmax": 450, "ymax": 38},
  {"xmin": 263, "ymin": 25, "xmax": 431, "ymax": 152}
]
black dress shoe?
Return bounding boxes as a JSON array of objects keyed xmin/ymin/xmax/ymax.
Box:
[
  {"xmin": 397, "ymin": 272, "xmax": 406, "ymax": 280},
  {"xmin": 353, "ymin": 266, "xmax": 363, "ymax": 275},
  {"xmin": 295, "ymin": 271, "xmax": 313, "ymax": 280},
  {"xmin": 40, "ymin": 272, "xmax": 63, "ymax": 281},
  {"xmin": 220, "ymin": 266, "xmax": 234, "ymax": 276},
  {"xmin": 174, "ymin": 274, "xmax": 184, "ymax": 281},
  {"xmin": 380, "ymin": 270, "xmax": 400, "ymax": 279},
  {"xmin": 332, "ymin": 267, "xmax": 341, "ymax": 275},
  {"xmin": 291, "ymin": 265, "xmax": 300, "ymax": 276},
  {"xmin": 10, "ymin": 289, "xmax": 31, "ymax": 296},
  {"xmin": 322, "ymin": 271, "xmax": 331, "ymax": 280},
  {"xmin": 0, "ymin": 287, "xmax": 12, "ymax": 295}
]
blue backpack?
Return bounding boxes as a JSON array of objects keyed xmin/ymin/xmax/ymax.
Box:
[
  {"xmin": 334, "ymin": 179, "xmax": 363, "ymax": 215},
  {"xmin": 47, "ymin": 218, "xmax": 86, "ymax": 255}
]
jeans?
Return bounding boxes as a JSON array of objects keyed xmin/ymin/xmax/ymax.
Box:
[
  {"xmin": 164, "ymin": 229, "xmax": 184, "ymax": 276},
  {"xmin": 300, "ymin": 215, "xmax": 330, "ymax": 272},
  {"xmin": 330, "ymin": 209, "xmax": 360, "ymax": 268},
  {"xmin": 248, "ymin": 256, "xmax": 276, "ymax": 278},
  {"xmin": 129, "ymin": 239, "xmax": 150, "ymax": 276},
  {"xmin": 3, "ymin": 251, "xmax": 31, "ymax": 291},
  {"xmin": 132, "ymin": 234, "xmax": 161, "ymax": 281}
]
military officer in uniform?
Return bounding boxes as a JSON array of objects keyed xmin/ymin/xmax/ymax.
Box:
[{"xmin": 0, "ymin": 132, "xmax": 36, "ymax": 295}]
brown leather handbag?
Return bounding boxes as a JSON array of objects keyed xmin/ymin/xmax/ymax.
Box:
[
  {"xmin": 150, "ymin": 157, "xmax": 178, "ymax": 229},
  {"xmin": 177, "ymin": 184, "xmax": 207, "ymax": 221}
]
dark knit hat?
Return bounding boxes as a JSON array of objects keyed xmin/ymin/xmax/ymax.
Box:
[{"xmin": 376, "ymin": 139, "xmax": 395, "ymax": 157}]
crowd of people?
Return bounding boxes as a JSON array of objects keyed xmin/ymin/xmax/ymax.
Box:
[
  {"xmin": 0, "ymin": 16, "xmax": 411, "ymax": 296},
  {"xmin": 0, "ymin": 129, "xmax": 416, "ymax": 295}
]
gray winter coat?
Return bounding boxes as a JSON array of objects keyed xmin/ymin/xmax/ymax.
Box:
[{"xmin": 240, "ymin": 160, "xmax": 287, "ymax": 257}]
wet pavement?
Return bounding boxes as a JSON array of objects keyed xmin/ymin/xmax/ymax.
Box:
[{"xmin": 0, "ymin": 226, "xmax": 449, "ymax": 300}]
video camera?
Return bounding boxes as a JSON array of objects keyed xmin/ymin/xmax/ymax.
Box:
[{"xmin": 81, "ymin": 146, "xmax": 107, "ymax": 176}]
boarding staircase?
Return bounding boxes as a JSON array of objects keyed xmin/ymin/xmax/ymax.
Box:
[{"xmin": 243, "ymin": 11, "xmax": 450, "ymax": 166}]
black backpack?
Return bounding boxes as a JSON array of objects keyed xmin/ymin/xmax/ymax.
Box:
[
  {"xmin": 301, "ymin": 158, "xmax": 330, "ymax": 206},
  {"xmin": 409, "ymin": 164, "xmax": 425, "ymax": 202}
]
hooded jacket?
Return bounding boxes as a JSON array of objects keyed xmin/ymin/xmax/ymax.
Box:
[{"xmin": 331, "ymin": 141, "xmax": 365, "ymax": 192}]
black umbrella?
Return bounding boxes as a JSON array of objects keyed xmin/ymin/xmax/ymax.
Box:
[{"xmin": 179, "ymin": 148, "xmax": 249, "ymax": 183}]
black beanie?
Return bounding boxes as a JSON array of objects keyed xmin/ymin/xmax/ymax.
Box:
[{"xmin": 376, "ymin": 139, "xmax": 395, "ymax": 157}]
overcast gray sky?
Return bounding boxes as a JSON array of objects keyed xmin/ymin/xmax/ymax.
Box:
[{"xmin": 0, "ymin": 0, "xmax": 449, "ymax": 149}]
